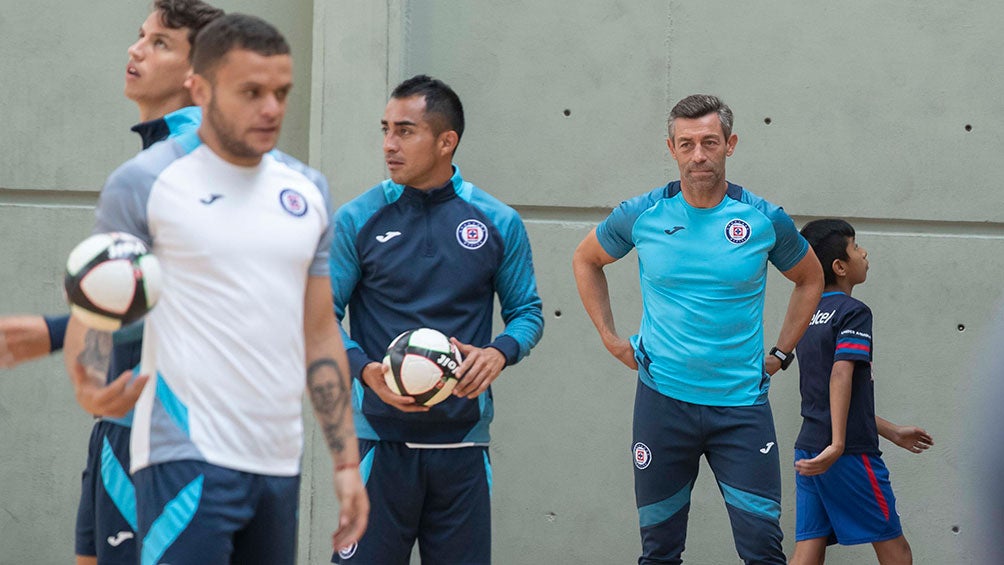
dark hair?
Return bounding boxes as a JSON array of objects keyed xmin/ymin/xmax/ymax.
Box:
[
  {"xmin": 391, "ymin": 75, "xmax": 465, "ymax": 147},
  {"xmin": 154, "ymin": 0, "xmax": 224, "ymax": 46},
  {"xmin": 668, "ymin": 94, "xmax": 734, "ymax": 139},
  {"xmin": 800, "ymin": 219, "xmax": 856, "ymax": 286},
  {"xmin": 191, "ymin": 13, "xmax": 290, "ymax": 77}
]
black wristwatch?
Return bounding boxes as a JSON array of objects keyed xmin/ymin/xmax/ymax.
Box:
[{"xmin": 769, "ymin": 347, "xmax": 794, "ymax": 370}]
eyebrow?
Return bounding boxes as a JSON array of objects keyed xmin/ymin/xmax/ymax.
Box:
[
  {"xmin": 676, "ymin": 133, "xmax": 720, "ymax": 141},
  {"xmin": 381, "ymin": 119, "xmax": 418, "ymax": 127},
  {"xmin": 236, "ymin": 80, "xmax": 293, "ymax": 90}
]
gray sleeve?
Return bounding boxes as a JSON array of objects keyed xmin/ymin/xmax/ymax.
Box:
[
  {"xmin": 309, "ymin": 169, "xmax": 333, "ymax": 277},
  {"xmin": 93, "ymin": 160, "xmax": 156, "ymax": 247}
]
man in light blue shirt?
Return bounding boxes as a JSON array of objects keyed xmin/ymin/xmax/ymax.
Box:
[{"xmin": 573, "ymin": 94, "xmax": 823, "ymax": 565}]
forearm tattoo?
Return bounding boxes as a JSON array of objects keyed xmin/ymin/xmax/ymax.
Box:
[
  {"xmin": 77, "ymin": 330, "xmax": 112, "ymax": 383},
  {"xmin": 307, "ymin": 358, "xmax": 351, "ymax": 455}
]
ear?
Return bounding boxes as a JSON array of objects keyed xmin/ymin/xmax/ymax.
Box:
[
  {"xmin": 666, "ymin": 137, "xmax": 678, "ymax": 159},
  {"xmin": 189, "ymin": 73, "xmax": 211, "ymax": 107},
  {"xmin": 725, "ymin": 133, "xmax": 738, "ymax": 156},
  {"xmin": 438, "ymin": 130, "xmax": 459, "ymax": 157},
  {"xmin": 831, "ymin": 258, "xmax": 848, "ymax": 278}
]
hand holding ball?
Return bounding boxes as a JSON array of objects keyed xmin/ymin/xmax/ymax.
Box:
[
  {"xmin": 383, "ymin": 328, "xmax": 463, "ymax": 407},
  {"xmin": 64, "ymin": 232, "xmax": 162, "ymax": 331}
]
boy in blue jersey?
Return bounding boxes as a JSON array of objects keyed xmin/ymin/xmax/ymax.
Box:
[
  {"xmin": 329, "ymin": 75, "xmax": 544, "ymax": 564},
  {"xmin": 573, "ymin": 94, "xmax": 824, "ymax": 564},
  {"xmin": 0, "ymin": 3, "xmax": 222, "ymax": 564},
  {"xmin": 790, "ymin": 219, "xmax": 933, "ymax": 565}
]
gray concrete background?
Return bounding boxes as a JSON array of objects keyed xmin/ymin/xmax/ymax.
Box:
[{"xmin": 2, "ymin": 1, "xmax": 1001, "ymax": 563}]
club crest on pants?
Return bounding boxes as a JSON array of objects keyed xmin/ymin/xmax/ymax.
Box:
[
  {"xmin": 634, "ymin": 442, "xmax": 652, "ymax": 469},
  {"xmin": 338, "ymin": 542, "xmax": 358, "ymax": 559}
]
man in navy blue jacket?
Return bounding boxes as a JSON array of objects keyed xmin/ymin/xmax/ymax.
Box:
[{"xmin": 329, "ymin": 75, "xmax": 544, "ymax": 565}]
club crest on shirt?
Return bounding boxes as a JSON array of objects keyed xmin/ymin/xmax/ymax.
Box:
[
  {"xmin": 456, "ymin": 219, "xmax": 488, "ymax": 250},
  {"xmin": 279, "ymin": 188, "xmax": 308, "ymax": 217},
  {"xmin": 633, "ymin": 442, "xmax": 652, "ymax": 469},
  {"xmin": 725, "ymin": 219, "xmax": 751, "ymax": 244}
]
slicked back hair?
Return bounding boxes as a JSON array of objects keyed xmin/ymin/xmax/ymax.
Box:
[
  {"xmin": 153, "ymin": 0, "xmax": 224, "ymax": 47},
  {"xmin": 391, "ymin": 75, "xmax": 465, "ymax": 149},
  {"xmin": 668, "ymin": 94, "xmax": 734, "ymax": 140},
  {"xmin": 191, "ymin": 13, "xmax": 290, "ymax": 79},
  {"xmin": 800, "ymin": 219, "xmax": 856, "ymax": 286}
]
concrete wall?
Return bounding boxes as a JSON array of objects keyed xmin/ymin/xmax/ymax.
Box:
[{"xmin": 2, "ymin": 1, "xmax": 1001, "ymax": 563}]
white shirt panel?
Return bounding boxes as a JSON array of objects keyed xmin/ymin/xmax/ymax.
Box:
[{"xmin": 131, "ymin": 146, "xmax": 328, "ymax": 476}]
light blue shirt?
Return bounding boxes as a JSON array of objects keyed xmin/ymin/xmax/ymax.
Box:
[{"xmin": 596, "ymin": 181, "xmax": 807, "ymax": 406}]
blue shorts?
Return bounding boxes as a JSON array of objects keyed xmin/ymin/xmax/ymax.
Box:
[
  {"xmin": 632, "ymin": 380, "xmax": 785, "ymax": 565},
  {"xmin": 333, "ymin": 439, "xmax": 492, "ymax": 565},
  {"xmin": 75, "ymin": 419, "xmax": 136, "ymax": 563},
  {"xmin": 133, "ymin": 460, "xmax": 300, "ymax": 565},
  {"xmin": 794, "ymin": 449, "xmax": 903, "ymax": 545}
]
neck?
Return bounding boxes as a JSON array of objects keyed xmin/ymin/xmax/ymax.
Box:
[
  {"xmin": 826, "ymin": 281, "xmax": 854, "ymax": 295},
  {"xmin": 410, "ymin": 163, "xmax": 454, "ymax": 190},
  {"xmin": 679, "ymin": 181, "xmax": 728, "ymax": 209},
  {"xmin": 136, "ymin": 94, "xmax": 192, "ymax": 123}
]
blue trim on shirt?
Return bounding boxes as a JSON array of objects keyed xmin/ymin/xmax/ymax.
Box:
[
  {"xmin": 162, "ymin": 106, "xmax": 201, "ymax": 138},
  {"xmin": 172, "ymin": 129, "xmax": 203, "ymax": 155},
  {"xmin": 156, "ymin": 374, "xmax": 190, "ymax": 436}
]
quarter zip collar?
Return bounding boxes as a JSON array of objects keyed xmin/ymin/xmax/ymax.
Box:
[{"xmin": 402, "ymin": 178, "xmax": 456, "ymax": 203}]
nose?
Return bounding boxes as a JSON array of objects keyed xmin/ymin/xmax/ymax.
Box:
[
  {"xmin": 127, "ymin": 38, "xmax": 143, "ymax": 60},
  {"xmin": 383, "ymin": 132, "xmax": 397, "ymax": 154},
  {"xmin": 261, "ymin": 93, "xmax": 283, "ymax": 119},
  {"xmin": 691, "ymin": 145, "xmax": 707, "ymax": 163}
]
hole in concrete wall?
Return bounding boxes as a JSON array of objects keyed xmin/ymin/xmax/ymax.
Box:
[
  {"xmin": 965, "ymin": 124, "xmax": 972, "ymax": 132},
  {"xmin": 764, "ymin": 117, "xmax": 772, "ymax": 125},
  {"xmin": 958, "ymin": 324, "xmax": 966, "ymax": 332},
  {"xmin": 951, "ymin": 525, "xmax": 960, "ymax": 534},
  {"xmin": 554, "ymin": 310, "xmax": 562, "ymax": 318},
  {"xmin": 563, "ymin": 109, "xmax": 571, "ymax": 117}
]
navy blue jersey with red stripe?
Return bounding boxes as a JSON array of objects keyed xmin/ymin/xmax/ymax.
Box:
[
  {"xmin": 330, "ymin": 166, "xmax": 543, "ymax": 444},
  {"xmin": 795, "ymin": 291, "xmax": 879, "ymax": 454}
]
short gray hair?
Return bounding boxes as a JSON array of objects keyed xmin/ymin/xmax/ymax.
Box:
[{"xmin": 668, "ymin": 94, "xmax": 733, "ymax": 139}]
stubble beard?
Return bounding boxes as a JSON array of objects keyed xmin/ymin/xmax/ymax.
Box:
[
  {"xmin": 684, "ymin": 168, "xmax": 724, "ymax": 193},
  {"xmin": 207, "ymin": 98, "xmax": 263, "ymax": 162}
]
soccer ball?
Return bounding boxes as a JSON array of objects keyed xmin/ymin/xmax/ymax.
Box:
[
  {"xmin": 64, "ymin": 232, "xmax": 162, "ymax": 331},
  {"xmin": 383, "ymin": 328, "xmax": 463, "ymax": 407}
]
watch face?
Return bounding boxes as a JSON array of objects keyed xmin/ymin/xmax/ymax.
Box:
[{"xmin": 771, "ymin": 348, "xmax": 792, "ymax": 369}]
